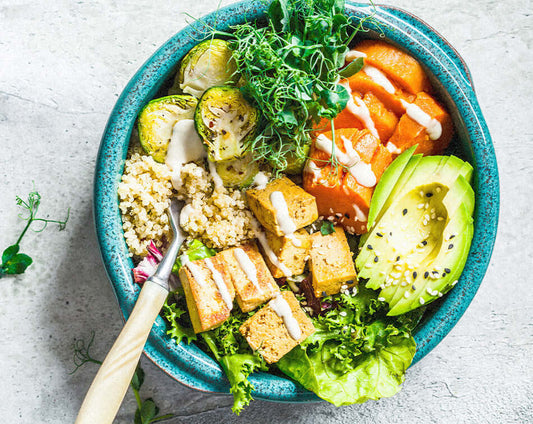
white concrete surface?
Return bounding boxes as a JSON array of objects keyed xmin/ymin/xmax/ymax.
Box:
[{"xmin": 0, "ymin": 1, "xmax": 531, "ymax": 423}]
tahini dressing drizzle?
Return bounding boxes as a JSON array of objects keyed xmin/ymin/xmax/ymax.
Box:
[
  {"xmin": 269, "ymin": 191, "xmax": 302, "ymax": 247},
  {"xmin": 270, "ymin": 294, "xmax": 302, "ymax": 340},
  {"xmin": 204, "ymin": 258, "xmax": 233, "ymax": 310}
]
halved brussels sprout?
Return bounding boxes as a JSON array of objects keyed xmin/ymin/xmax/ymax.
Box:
[
  {"xmin": 268, "ymin": 141, "xmax": 311, "ymax": 174},
  {"xmin": 174, "ymin": 39, "xmax": 238, "ymax": 98},
  {"xmin": 214, "ymin": 153, "xmax": 259, "ymax": 188},
  {"xmin": 195, "ymin": 86, "xmax": 259, "ymax": 162},
  {"xmin": 138, "ymin": 95, "xmax": 198, "ymax": 163}
]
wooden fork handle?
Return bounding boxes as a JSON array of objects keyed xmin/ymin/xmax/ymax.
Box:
[{"xmin": 75, "ymin": 281, "xmax": 168, "ymax": 424}]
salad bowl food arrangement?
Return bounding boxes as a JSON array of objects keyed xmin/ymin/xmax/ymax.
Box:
[{"xmin": 94, "ymin": 0, "xmax": 498, "ymax": 413}]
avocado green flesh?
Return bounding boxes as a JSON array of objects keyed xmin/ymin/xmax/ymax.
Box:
[
  {"xmin": 138, "ymin": 95, "xmax": 197, "ymax": 163},
  {"xmin": 356, "ymin": 153, "xmax": 475, "ymax": 315}
]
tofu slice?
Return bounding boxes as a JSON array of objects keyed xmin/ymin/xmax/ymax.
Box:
[
  {"xmin": 263, "ymin": 228, "xmax": 311, "ymax": 278},
  {"xmin": 309, "ymin": 226, "xmax": 357, "ymax": 297},
  {"xmin": 218, "ymin": 242, "xmax": 279, "ymax": 312},
  {"xmin": 239, "ymin": 291, "xmax": 315, "ymax": 364},
  {"xmin": 178, "ymin": 255, "xmax": 235, "ymax": 333},
  {"xmin": 246, "ymin": 177, "xmax": 318, "ymax": 237}
]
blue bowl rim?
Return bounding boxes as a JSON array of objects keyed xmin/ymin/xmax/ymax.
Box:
[{"xmin": 94, "ymin": 0, "xmax": 499, "ymax": 403}]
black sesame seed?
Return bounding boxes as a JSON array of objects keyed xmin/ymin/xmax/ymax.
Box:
[
  {"xmin": 442, "ymin": 273, "xmax": 447, "ymax": 278},
  {"xmin": 389, "ymin": 232, "xmax": 393, "ymax": 236},
  {"xmin": 374, "ymin": 256, "xmax": 379, "ymax": 263},
  {"xmin": 402, "ymin": 208, "xmax": 408, "ymax": 215},
  {"xmin": 444, "ymin": 267, "xmax": 451, "ymax": 274},
  {"xmin": 421, "ymin": 240, "xmax": 428, "ymax": 246},
  {"xmin": 367, "ymin": 244, "xmax": 373, "ymax": 250},
  {"xmin": 448, "ymin": 243, "xmax": 454, "ymax": 250},
  {"xmin": 449, "ymin": 234, "xmax": 456, "ymax": 239},
  {"xmin": 426, "ymin": 192, "xmax": 433, "ymax": 197},
  {"xmin": 396, "ymin": 256, "xmax": 401, "ymax": 262},
  {"xmin": 412, "ymin": 285, "xmax": 416, "ymax": 290},
  {"xmin": 376, "ymin": 232, "xmax": 383, "ymax": 237},
  {"xmin": 413, "ymin": 271, "xmax": 418, "ymax": 279},
  {"xmin": 424, "ymin": 271, "xmax": 429, "ymax": 278}
]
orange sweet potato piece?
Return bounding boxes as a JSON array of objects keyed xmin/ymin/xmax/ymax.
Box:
[
  {"xmin": 314, "ymin": 91, "xmax": 398, "ymax": 142},
  {"xmin": 347, "ymin": 70, "xmax": 414, "ymax": 115},
  {"xmin": 303, "ymin": 128, "xmax": 392, "ymax": 234},
  {"xmin": 354, "ymin": 40, "xmax": 432, "ymax": 94},
  {"xmin": 388, "ymin": 92, "xmax": 454, "ymax": 156}
]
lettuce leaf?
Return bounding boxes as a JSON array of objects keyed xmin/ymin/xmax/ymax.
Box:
[
  {"xmin": 172, "ymin": 239, "xmax": 216, "ymax": 274},
  {"xmin": 277, "ymin": 286, "xmax": 416, "ymax": 405}
]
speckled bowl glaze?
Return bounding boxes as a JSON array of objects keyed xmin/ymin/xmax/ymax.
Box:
[{"xmin": 94, "ymin": 0, "xmax": 499, "ymax": 402}]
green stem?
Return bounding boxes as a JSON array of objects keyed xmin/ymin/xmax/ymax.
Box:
[
  {"xmin": 132, "ymin": 386, "xmax": 143, "ymax": 410},
  {"xmin": 15, "ymin": 211, "xmax": 34, "ymax": 246}
]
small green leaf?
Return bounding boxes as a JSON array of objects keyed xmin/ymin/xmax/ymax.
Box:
[
  {"xmin": 140, "ymin": 399, "xmax": 157, "ymax": 424},
  {"xmin": 339, "ymin": 57, "xmax": 365, "ymax": 78},
  {"xmin": 3, "ymin": 253, "xmax": 33, "ymax": 275},
  {"xmin": 134, "ymin": 409, "xmax": 142, "ymax": 424},
  {"xmin": 320, "ymin": 221, "xmax": 335, "ymax": 236},
  {"xmin": 131, "ymin": 365, "xmax": 145, "ymax": 391},
  {"xmin": 2, "ymin": 244, "xmax": 19, "ymax": 264}
]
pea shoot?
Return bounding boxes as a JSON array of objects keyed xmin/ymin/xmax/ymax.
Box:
[{"xmin": 0, "ymin": 190, "xmax": 70, "ymax": 278}]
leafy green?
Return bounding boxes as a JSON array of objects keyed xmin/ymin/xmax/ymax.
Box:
[
  {"xmin": 172, "ymin": 239, "xmax": 216, "ymax": 274},
  {"xmin": 161, "ymin": 300, "xmax": 197, "ymax": 345},
  {"xmin": 339, "ymin": 56, "xmax": 365, "ymax": 78},
  {"xmin": 277, "ymin": 286, "xmax": 416, "ymax": 405},
  {"xmin": 1, "ymin": 190, "xmax": 69, "ymax": 278},
  {"xmin": 223, "ymin": 0, "xmax": 374, "ymax": 172},
  {"xmin": 320, "ymin": 221, "xmax": 335, "ymax": 236}
]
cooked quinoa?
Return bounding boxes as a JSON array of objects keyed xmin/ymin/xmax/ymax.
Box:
[
  {"xmin": 118, "ymin": 152, "xmax": 173, "ymax": 256},
  {"xmin": 176, "ymin": 163, "xmax": 254, "ymax": 249}
]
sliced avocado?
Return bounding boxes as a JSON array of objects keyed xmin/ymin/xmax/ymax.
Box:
[
  {"xmin": 137, "ymin": 95, "xmax": 198, "ymax": 163},
  {"xmin": 356, "ymin": 154, "xmax": 475, "ymax": 315},
  {"xmin": 214, "ymin": 152, "xmax": 259, "ymax": 188},
  {"xmin": 195, "ymin": 86, "xmax": 258, "ymax": 162}
]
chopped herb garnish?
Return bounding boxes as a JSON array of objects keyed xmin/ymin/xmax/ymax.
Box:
[{"xmin": 320, "ymin": 220, "xmax": 335, "ymax": 236}]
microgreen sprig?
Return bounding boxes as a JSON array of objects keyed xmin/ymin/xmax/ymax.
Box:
[
  {"xmin": 0, "ymin": 190, "xmax": 69, "ymax": 278},
  {"xmin": 70, "ymin": 332, "xmax": 174, "ymax": 424}
]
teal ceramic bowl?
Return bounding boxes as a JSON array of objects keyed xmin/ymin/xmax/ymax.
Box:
[{"xmin": 94, "ymin": 1, "xmax": 499, "ymax": 402}]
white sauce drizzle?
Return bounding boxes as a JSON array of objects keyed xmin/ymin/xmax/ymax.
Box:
[
  {"xmin": 165, "ymin": 119, "xmax": 207, "ymax": 190},
  {"xmin": 233, "ymin": 248, "xmax": 263, "ymax": 294},
  {"xmin": 352, "ymin": 203, "xmax": 368, "ymax": 222},
  {"xmin": 340, "ymin": 81, "xmax": 379, "ymax": 139},
  {"xmin": 180, "ymin": 254, "xmax": 206, "ymax": 287},
  {"xmin": 315, "ymin": 134, "xmax": 376, "ymax": 188},
  {"xmin": 345, "ymin": 50, "xmax": 367, "ymax": 61},
  {"xmin": 400, "ymin": 99, "xmax": 442, "ymax": 140},
  {"xmin": 207, "ymin": 159, "xmax": 224, "ymax": 190},
  {"xmin": 363, "ymin": 65, "xmax": 396, "ymax": 94},
  {"xmin": 386, "ymin": 142, "xmax": 402, "ymax": 155},
  {"xmin": 269, "ymin": 191, "xmax": 301, "ymax": 247},
  {"xmin": 270, "ymin": 294, "xmax": 301, "ymax": 340},
  {"xmin": 205, "ymin": 258, "xmax": 233, "ymax": 310},
  {"xmin": 303, "ymin": 159, "xmax": 322, "ymax": 184},
  {"xmin": 251, "ymin": 220, "xmax": 292, "ymax": 277},
  {"xmin": 252, "ymin": 172, "xmax": 269, "ymax": 190}
]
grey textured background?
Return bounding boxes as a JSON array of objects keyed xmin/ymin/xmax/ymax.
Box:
[{"xmin": 1, "ymin": 0, "xmax": 531, "ymax": 423}]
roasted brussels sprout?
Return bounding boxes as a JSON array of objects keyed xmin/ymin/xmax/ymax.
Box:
[
  {"xmin": 268, "ymin": 141, "xmax": 311, "ymax": 174},
  {"xmin": 215, "ymin": 153, "xmax": 259, "ymax": 188},
  {"xmin": 138, "ymin": 95, "xmax": 198, "ymax": 163},
  {"xmin": 174, "ymin": 39, "xmax": 238, "ymax": 98},
  {"xmin": 195, "ymin": 86, "xmax": 259, "ymax": 162}
]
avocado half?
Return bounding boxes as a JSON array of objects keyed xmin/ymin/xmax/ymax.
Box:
[{"xmin": 355, "ymin": 147, "xmax": 475, "ymax": 316}]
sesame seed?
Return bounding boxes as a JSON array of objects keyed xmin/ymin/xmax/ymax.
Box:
[
  {"xmin": 391, "ymin": 272, "xmax": 401, "ymax": 278},
  {"xmin": 364, "ymin": 263, "xmax": 373, "ymax": 268},
  {"xmin": 413, "ymin": 271, "xmax": 418, "ymax": 279},
  {"xmin": 430, "ymin": 208, "xmax": 435, "ymax": 213},
  {"xmin": 449, "ymin": 234, "xmax": 455, "ymax": 239},
  {"xmin": 339, "ymin": 311, "xmax": 347, "ymax": 317},
  {"xmin": 401, "ymin": 281, "xmax": 408, "ymax": 287},
  {"xmin": 424, "ymin": 271, "xmax": 429, "ymax": 278},
  {"xmin": 424, "ymin": 214, "xmax": 430, "ymax": 221},
  {"xmin": 376, "ymin": 232, "xmax": 383, "ymax": 237},
  {"xmin": 438, "ymin": 292, "xmax": 443, "ymax": 297},
  {"xmin": 436, "ymin": 187, "xmax": 442, "ymax": 193},
  {"xmin": 351, "ymin": 328, "xmax": 355, "ymax": 333},
  {"xmin": 367, "ymin": 244, "xmax": 373, "ymax": 250},
  {"xmin": 378, "ymin": 297, "xmax": 386, "ymax": 302},
  {"xmin": 404, "ymin": 291, "xmax": 410, "ymax": 298},
  {"xmin": 442, "ymin": 272, "xmax": 446, "ymax": 278},
  {"xmin": 342, "ymin": 326, "xmax": 348, "ymax": 331},
  {"xmin": 431, "ymin": 213, "xmax": 436, "ymax": 219},
  {"xmin": 419, "ymin": 297, "xmax": 425, "ymax": 304},
  {"xmin": 425, "ymin": 203, "xmax": 429, "ymax": 209},
  {"xmin": 426, "ymin": 192, "xmax": 433, "ymax": 197},
  {"xmin": 402, "ymin": 208, "xmax": 408, "ymax": 215},
  {"xmin": 423, "ymin": 220, "xmax": 428, "ymax": 226},
  {"xmin": 448, "ymin": 243, "xmax": 454, "ymax": 250},
  {"xmin": 419, "ymin": 190, "xmax": 424, "ymax": 197},
  {"xmin": 417, "ymin": 203, "xmax": 425, "ymax": 209},
  {"xmin": 437, "ymin": 217, "xmax": 444, "ymax": 221},
  {"xmin": 444, "ymin": 267, "xmax": 451, "ymax": 274},
  {"xmin": 389, "ymin": 232, "xmax": 393, "ymax": 236},
  {"xmin": 379, "ymin": 271, "xmax": 386, "ymax": 276},
  {"xmin": 374, "ymin": 256, "xmax": 379, "ymax": 263},
  {"xmin": 421, "ymin": 240, "xmax": 428, "ymax": 246},
  {"xmin": 396, "ymin": 256, "xmax": 401, "ymax": 261},
  {"xmin": 412, "ymin": 285, "xmax": 416, "ymax": 290},
  {"xmin": 451, "ymin": 280, "xmax": 458, "ymax": 286}
]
